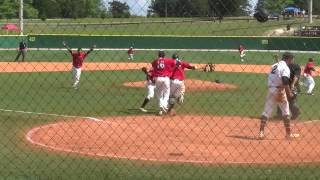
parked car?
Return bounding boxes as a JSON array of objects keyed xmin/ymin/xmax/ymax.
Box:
[{"xmin": 268, "ymin": 13, "xmax": 280, "ymax": 20}]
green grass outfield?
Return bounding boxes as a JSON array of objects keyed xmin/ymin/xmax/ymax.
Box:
[
  {"xmin": 0, "ymin": 70, "xmax": 320, "ymax": 179},
  {"xmin": 2, "ymin": 49, "xmax": 319, "ymax": 65},
  {"xmin": 1, "ymin": 17, "xmax": 320, "ymax": 36}
]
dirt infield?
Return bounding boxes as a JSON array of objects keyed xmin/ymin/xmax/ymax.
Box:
[
  {"xmin": 26, "ymin": 115, "xmax": 320, "ymax": 165},
  {"xmin": 0, "ymin": 62, "xmax": 319, "ymax": 76},
  {"xmin": 123, "ymin": 79, "xmax": 237, "ymax": 91}
]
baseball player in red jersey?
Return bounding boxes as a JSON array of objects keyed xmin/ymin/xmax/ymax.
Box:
[
  {"xmin": 239, "ymin": 44, "xmax": 246, "ymax": 62},
  {"xmin": 63, "ymin": 41, "xmax": 96, "ymax": 89},
  {"xmin": 168, "ymin": 53, "xmax": 196, "ymax": 114},
  {"xmin": 303, "ymin": 58, "xmax": 316, "ymax": 95},
  {"xmin": 139, "ymin": 67, "xmax": 155, "ymax": 112},
  {"xmin": 128, "ymin": 47, "xmax": 134, "ymax": 60},
  {"xmin": 151, "ymin": 50, "xmax": 176, "ymax": 115}
]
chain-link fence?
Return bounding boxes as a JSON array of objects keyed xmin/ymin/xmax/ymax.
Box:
[{"xmin": 0, "ymin": 0, "xmax": 320, "ymax": 179}]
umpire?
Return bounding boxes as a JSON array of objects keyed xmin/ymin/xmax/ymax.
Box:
[
  {"xmin": 277, "ymin": 56, "xmax": 301, "ymax": 120},
  {"xmin": 14, "ymin": 41, "xmax": 27, "ymax": 62}
]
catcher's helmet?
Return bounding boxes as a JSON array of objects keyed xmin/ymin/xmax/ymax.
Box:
[
  {"xmin": 254, "ymin": 8, "xmax": 269, "ymax": 23},
  {"xmin": 282, "ymin": 52, "xmax": 294, "ymax": 60},
  {"xmin": 158, "ymin": 50, "xmax": 165, "ymax": 57}
]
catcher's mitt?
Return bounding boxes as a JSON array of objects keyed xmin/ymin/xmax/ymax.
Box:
[
  {"xmin": 141, "ymin": 67, "xmax": 147, "ymax": 73},
  {"xmin": 203, "ymin": 63, "xmax": 215, "ymax": 72}
]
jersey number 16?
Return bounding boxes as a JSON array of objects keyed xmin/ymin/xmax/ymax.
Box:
[{"xmin": 157, "ymin": 61, "xmax": 165, "ymax": 69}]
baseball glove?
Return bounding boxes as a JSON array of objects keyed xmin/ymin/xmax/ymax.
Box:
[
  {"xmin": 141, "ymin": 67, "xmax": 147, "ymax": 73},
  {"xmin": 203, "ymin": 63, "xmax": 215, "ymax": 72}
]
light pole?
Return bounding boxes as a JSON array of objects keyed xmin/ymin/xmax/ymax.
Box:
[
  {"xmin": 19, "ymin": 0, "xmax": 24, "ymax": 35},
  {"xmin": 309, "ymin": 0, "xmax": 313, "ymax": 24}
]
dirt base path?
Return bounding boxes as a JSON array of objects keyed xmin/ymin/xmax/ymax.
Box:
[
  {"xmin": 1, "ymin": 62, "xmax": 319, "ymax": 76},
  {"xmin": 26, "ymin": 115, "xmax": 320, "ymax": 165}
]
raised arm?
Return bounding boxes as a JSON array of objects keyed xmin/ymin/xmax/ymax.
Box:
[
  {"xmin": 86, "ymin": 44, "xmax": 96, "ymax": 55},
  {"xmin": 62, "ymin": 41, "xmax": 72, "ymax": 54}
]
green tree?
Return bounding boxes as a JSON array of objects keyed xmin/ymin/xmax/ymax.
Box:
[
  {"xmin": 149, "ymin": 0, "xmax": 250, "ymax": 17},
  {"xmin": 24, "ymin": 0, "xmax": 38, "ymax": 18},
  {"xmin": 293, "ymin": 0, "xmax": 320, "ymax": 14},
  {"xmin": 149, "ymin": 0, "xmax": 178, "ymax": 17},
  {"xmin": 33, "ymin": 0, "xmax": 61, "ymax": 19},
  {"xmin": 108, "ymin": 1, "xmax": 130, "ymax": 18},
  {"xmin": 32, "ymin": 0, "xmax": 105, "ymax": 18},
  {"xmin": 255, "ymin": 0, "xmax": 265, "ymax": 10},
  {"xmin": 0, "ymin": 0, "xmax": 17, "ymax": 18},
  {"xmin": 208, "ymin": 0, "xmax": 250, "ymax": 17},
  {"xmin": 262, "ymin": 0, "xmax": 295, "ymax": 12},
  {"xmin": 0, "ymin": 0, "xmax": 38, "ymax": 19}
]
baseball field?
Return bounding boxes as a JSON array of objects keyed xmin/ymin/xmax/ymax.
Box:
[{"xmin": 1, "ymin": 18, "xmax": 320, "ymax": 179}]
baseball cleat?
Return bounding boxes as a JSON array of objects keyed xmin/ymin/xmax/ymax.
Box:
[
  {"xmin": 139, "ymin": 108, "xmax": 147, "ymax": 112},
  {"xmin": 157, "ymin": 110, "xmax": 163, "ymax": 116},
  {"xmin": 258, "ymin": 131, "xmax": 265, "ymax": 139},
  {"xmin": 286, "ymin": 133, "xmax": 300, "ymax": 139}
]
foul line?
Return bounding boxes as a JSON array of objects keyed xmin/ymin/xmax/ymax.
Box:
[{"xmin": 0, "ymin": 108, "xmax": 102, "ymax": 122}]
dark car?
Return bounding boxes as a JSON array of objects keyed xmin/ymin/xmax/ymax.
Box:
[{"xmin": 268, "ymin": 13, "xmax": 280, "ymax": 20}]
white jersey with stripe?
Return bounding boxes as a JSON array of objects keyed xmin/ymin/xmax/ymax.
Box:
[{"xmin": 268, "ymin": 60, "xmax": 290, "ymax": 87}]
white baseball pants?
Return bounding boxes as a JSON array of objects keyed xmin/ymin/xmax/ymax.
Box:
[
  {"xmin": 155, "ymin": 77, "xmax": 170, "ymax": 111},
  {"xmin": 72, "ymin": 66, "xmax": 82, "ymax": 87},
  {"xmin": 304, "ymin": 74, "xmax": 315, "ymax": 94},
  {"xmin": 262, "ymin": 87, "xmax": 290, "ymax": 118},
  {"xmin": 146, "ymin": 81, "xmax": 155, "ymax": 99},
  {"xmin": 169, "ymin": 79, "xmax": 185, "ymax": 104}
]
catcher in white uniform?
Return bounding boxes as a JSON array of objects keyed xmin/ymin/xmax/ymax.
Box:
[{"xmin": 259, "ymin": 52, "xmax": 300, "ymax": 139}]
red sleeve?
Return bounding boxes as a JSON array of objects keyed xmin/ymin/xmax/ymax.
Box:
[
  {"xmin": 182, "ymin": 61, "xmax": 193, "ymax": 69},
  {"xmin": 151, "ymin": 60, "xmax": 156, "ymax": 68}
]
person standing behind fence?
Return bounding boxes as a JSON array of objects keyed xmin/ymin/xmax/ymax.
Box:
[
  {"xmin": 239, "ymin": 44, "xmax": 246, "ymax": 62},
  {"xmin": 151, "ymin": 50, "xmax": 176, "ymax": 115},
  {"xmin": 14, "ymin": 41, "xmax": 27, "ymax": 62},
  {"xmin": 259, "ymin": 52, "xmax": 300, "ymax": 139},
  {"xmin": 63, "ymin": 41, "xmax": 96, "ymax": 89},
  {"xmin": 128, "ymin": 47, "xmax": 134, "ymax": 60},
  {"xmin": 303, "ymin": 58, "xmax": 316, "ymax": 95}
]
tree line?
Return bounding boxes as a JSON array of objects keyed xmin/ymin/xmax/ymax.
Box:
[
  {"xmin": 148, "ymin": 0, "xmax": 251, "ymax": 17},
  {"xmin": 0, "ymin": 0, "xmax": 318, "ymax": 19},
  {"xmin": 0, "ymin": 0, "xmax": 130, "ymax": 19}
]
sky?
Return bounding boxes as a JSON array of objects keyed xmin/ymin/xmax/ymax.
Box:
[{"xmin": 104, "ymin": 0, "xmax": 259, "ymax": 17}]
